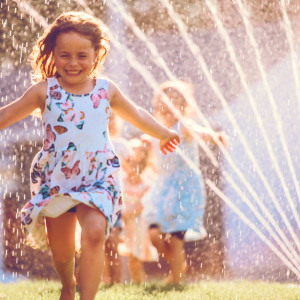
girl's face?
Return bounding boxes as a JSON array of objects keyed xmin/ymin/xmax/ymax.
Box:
[
  {"xmin": 154, "ymin": 99, "xmax": 180, "ymax": 127},
  {"xmin": 53, "ymin": 31, "xmax": 97, "ymax": 85}
]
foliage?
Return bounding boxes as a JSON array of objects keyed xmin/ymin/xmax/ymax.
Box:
[{"xmin": 2, "ymin": 0, "xmax": 300, "ymax": 71}]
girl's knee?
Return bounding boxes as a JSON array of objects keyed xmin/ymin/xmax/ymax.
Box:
[
  {"xmin": 78, "ymin": 206, "xmax": 107, "ymax": 247},
  {"xmin": 82, "ymin": 223, "xmax": 106, "ymax": 247},
  {"xmin": 51, "ymin": 248, "xmax": 75, "ymax": 265}
]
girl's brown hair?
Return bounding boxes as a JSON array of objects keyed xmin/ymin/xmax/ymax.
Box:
[
  {"xmin": 30, "ymin": 12, "xmax": 110, "ymax": 117},
  {"xmin": 153, "ymin": 80, "xmax": 196, "ymax": 117},
  {"xmin": 31, "ymin": 11, "xmax": 109, "ymax": 83}
]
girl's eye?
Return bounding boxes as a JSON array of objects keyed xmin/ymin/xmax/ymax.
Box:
[
  {"xmin": 61, "ymin": 55, "xmax": 68, "ymax": 57},
  {"xmin": 79, "ymin": 55, "xmax": 86, "ymax": 58}
]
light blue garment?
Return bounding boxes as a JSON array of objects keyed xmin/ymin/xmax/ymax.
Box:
[{"xmin": 142, "ymin": 122, "xmax": 206, "ymax": 233}]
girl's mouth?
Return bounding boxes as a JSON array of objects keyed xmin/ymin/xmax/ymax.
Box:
[{"xmin": 65, "ymin": 70, "xmax": 82, "ymax": 76}]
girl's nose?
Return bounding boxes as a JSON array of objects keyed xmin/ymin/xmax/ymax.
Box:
[{"xmin": 69, "ymin": 57, "xmax": 79, "ymax": 66}]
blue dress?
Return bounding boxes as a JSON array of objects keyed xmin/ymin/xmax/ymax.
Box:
[{"xmin": 142, "ymin": 122, "xmax": 206, "ymax": 234}]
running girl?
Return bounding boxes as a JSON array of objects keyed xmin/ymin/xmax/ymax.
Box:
[
  {"xmin": 121, "ymin": 138, "xmax": 158, "ymax": 283},
  {"xmin": 142, "ymin": 80, "xmax": 227, "ymax": 284}
]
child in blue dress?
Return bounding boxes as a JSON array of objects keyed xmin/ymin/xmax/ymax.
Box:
[
  {"xmin": 0, "ymin": 12, "xmax": 179, "ymax": 300},
  {"xmin": 142, "ymin": 81, "xmax": 227, "ymax": 284}
]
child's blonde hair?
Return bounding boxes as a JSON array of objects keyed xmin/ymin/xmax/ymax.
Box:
[{"xmin": 153, "ymin": 80, "xmax": 196, "ymax": 117}]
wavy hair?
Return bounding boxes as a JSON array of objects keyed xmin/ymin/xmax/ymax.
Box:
[
  {"xmin": 30, "ymin": 12, "xmax": 110, "ymax": 117},
  {"xmin": 153, "ymin": 80, "xmax": 196, "ymax": 118}
]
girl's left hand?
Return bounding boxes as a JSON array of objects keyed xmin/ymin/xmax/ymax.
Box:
[
  {"xmin": 216, "ymin": 131, "xmax": 229, "ymax": 149},
  {"xmin": 159, "ymin": 130, "xmax": 181, "ymax": 155}
]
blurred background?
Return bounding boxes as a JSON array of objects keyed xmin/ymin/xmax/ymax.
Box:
[{"xmin": 1, "ymin": 0, "xmax": 300, "ymax": 283}]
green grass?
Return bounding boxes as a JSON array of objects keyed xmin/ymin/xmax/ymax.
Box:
[{"xmin": 0, "ymin": 280, "xmax": 300, "ymax": 299}]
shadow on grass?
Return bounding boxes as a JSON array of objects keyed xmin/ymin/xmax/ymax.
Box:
[
  {"xmin": 143, "ymin": 282, "xmax": 187, "ymax": 295},
  {"xmin": 97, "ymin": 283, "xmax": 116, "ymax": 291}
]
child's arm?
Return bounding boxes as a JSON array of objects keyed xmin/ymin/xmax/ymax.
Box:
[
  {"xmin": 182, "ymin": 125, "xmax": 228, "ymax": 149},
  {"xmin": 109, "ymin": 80, "xmax": 180, "ymax": 154},
  {"xmin": 0, "ymin": 82, "xmax": 47, "ymax": 129}
]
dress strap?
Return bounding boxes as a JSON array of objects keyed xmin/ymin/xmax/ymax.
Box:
[
  {"xmin": 95, "ymin": 78, "xmax": 109, "ymax": 92},
  {"xmin": 46, "ymin": 77, "xmax": 58, "ymax": 87},
  {"xmin": 46, "ymin": 77, "xmax": 59, "ymax": 96}
]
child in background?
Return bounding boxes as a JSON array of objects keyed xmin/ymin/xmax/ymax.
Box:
[
  {"xmin": 103, "ymin": 113, "xmax": 134, "ymax": 284},
  {"xmin": 107, "ymin": 113, "xmax": 134, "ymax": 162},
  {"xmin": 120, "ymin": 138, "xmax": 158, "ymax": 283},
  {"xmin": 142, "ymin": 81, "xmax": 227, "ymax": 284},
  {"xmin": 0, "ymin": 12, "xmax": 180, "ymax": 300}
]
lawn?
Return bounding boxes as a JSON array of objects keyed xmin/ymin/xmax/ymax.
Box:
[{"xmin": 0, "ymin": 280, "xmax": 299, "ymax": 299}]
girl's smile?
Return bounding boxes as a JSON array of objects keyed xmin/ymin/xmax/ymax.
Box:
[{"xmin": 65, "ymin": 70, "xmax": 82, "ymax": 75}]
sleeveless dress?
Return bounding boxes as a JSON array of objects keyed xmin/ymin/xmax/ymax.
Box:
[
  {"xmin": 142, "ymin": 122, "xmax": 206, "ymax": 235},
  {"xmin": 21, "ymin": 77, "xmax": 122, "ymax": 251}
]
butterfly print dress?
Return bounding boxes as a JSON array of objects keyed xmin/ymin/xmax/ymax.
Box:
[{"xmin": 21, "ymin": 77, "xmax": 122, "ymax": 250}]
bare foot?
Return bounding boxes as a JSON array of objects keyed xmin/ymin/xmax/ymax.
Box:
[
  {"xmin": 164, "ymin": 264, "xmax": 188, "ymax": 285},
  {"xmin": 183, "ymin": 263, "xmax": 188, "ymax": 275},
  {"xmin": 60, "ymin": 282, "xmax": 76, "ymax": 300},
  {"xmin": 164, "ymin": 273, "xmax": 174, "ymax": 284},
  {"xmin": 164, "ymin": 274, "xmax": 184, "ymax": 285},
  {"xmin": 102, "ymin": 273, "xmax": 112, "ymax": 285}
]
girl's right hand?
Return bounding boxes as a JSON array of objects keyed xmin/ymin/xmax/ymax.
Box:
[
  {"xmin": 215, "ymin": 131, "xmax": 229, "ymax": 149},
  {"xmin": 159, "ymin": 130, "xmax": 181, "ymax": 155},
  {"xmin": 0, "ymin": 81, "xmax": 46, "ymax": 129}
]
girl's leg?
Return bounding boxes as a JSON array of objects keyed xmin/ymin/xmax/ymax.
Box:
[
  {"xmin": 128, "ymin": 254, "xmax": 144, "ymax": 283},
  {"xmin": 165, "ymin": 235, "xmax": 185, "ymax": 284},
  {"xmin": 149, "ymin": 228, "xmax": 185, "ymax": 284},
  {"xmin": 149, "ymin": 228, "xmax": 167, "ymax": 256},
  {"xmin": 105, "ymin": 227, "xmax": 122, "ymax": 283},
  {"xmin": 76, "ymin": 204, "xmax": 107, "ymax": 300},
  {"xmin": 46, "ymin": 212, "xmax": 77, "ymax": 300},
  {"xmin": 102, "ymin": 255, "xmax": 112, "ymax": 284},
  {"xmin": 149, "ymin": 228, "xmax": 174, "ymax": 262}
]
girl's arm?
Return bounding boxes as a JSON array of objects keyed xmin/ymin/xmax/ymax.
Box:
[
  {"xmin": 0, "ymin": 81, "xmax": 47, "ymax": 129},
  {"xmin": 108, "ymin": 80, "xmax": 180, "ymax": 154},
  {"xmin": 182, "ymin": 125, "xmax": 228, "ymax": 148}
]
